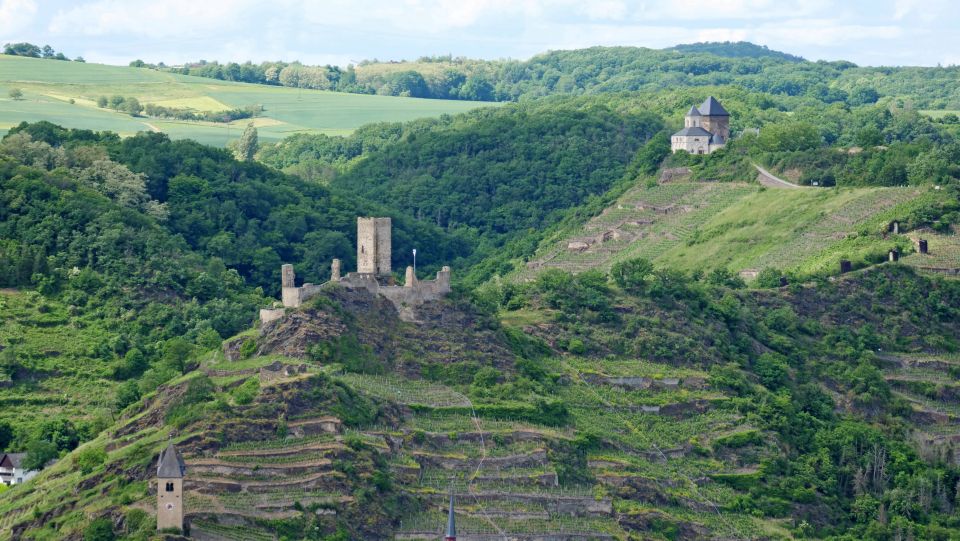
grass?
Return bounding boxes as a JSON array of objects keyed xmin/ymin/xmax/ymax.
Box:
[
  {"xmin": 522, "ymin": 180, "xmax": 938, "ymax": 279},
  {"xmin": 0, "ymin": 290, "xmax": 118, "ymax": 430},
  {"xmin": 919, "ymin": 109, "xmax": 960, "ymax": 119},
  {"xmin": 0, "ymin": 55, "xmax": 492, "ymax": 147}
]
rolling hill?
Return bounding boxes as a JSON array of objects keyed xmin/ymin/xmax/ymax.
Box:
[{"xmin": 0, "ymin": 55, "xmax": 489, "ymax": 146}]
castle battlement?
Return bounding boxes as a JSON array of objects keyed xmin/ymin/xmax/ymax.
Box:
[{"xmin": 262, "ymin": 217, "xmax": 451, "ymax": 323}]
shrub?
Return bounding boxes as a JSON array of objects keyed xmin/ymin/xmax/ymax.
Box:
[
  {"xmin": 73, "ymin": 446, "xmax": 107, "ymax": 474},
  {"xmin": 611, "ymin": 257, "xmax": 653, "ymax": 293},
  {"xmin": 83, "ymin": 518, "xmax": 115, "ymax": 541}
]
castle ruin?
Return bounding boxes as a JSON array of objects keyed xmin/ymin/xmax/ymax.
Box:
[{"xmin": 260, "ymin": 217, "xmax": 451, "ymax": 323}]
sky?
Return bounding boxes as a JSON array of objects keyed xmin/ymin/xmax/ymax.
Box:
[{"xmin": 1, "ymin": 0, "xmax": 958, "ymax": 68}]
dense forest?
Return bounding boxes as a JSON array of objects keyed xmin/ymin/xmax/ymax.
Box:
[{"xmin": 163, "ymin": 42, "xmax": 960, "ymax": 108}]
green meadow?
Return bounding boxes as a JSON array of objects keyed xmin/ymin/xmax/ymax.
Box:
[{"xmin": 0, "ymin": 55, "xmax": 489, "ymax": 146}]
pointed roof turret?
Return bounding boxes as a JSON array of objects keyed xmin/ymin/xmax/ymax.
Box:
[
  {"xmin": 157, "ymin": 442, "xmax": 186, "ymax": 479},
  {"xmin": 699, "ymin": 96, "xmax": 729, "ymax": 116},
  {"xmin": 686, "ymin": 105, "xmax": 701, "ymax": 117},
  {"xmin": 444, "ymin": 492, "xmax": 456, "ymax": 540}
]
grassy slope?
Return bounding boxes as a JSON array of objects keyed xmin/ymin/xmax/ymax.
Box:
[
  {"xmin": 522, "ymin": 179, "xmax": 940, "ymax": 279},
  {"xmin": 0, "ymin": 55, "xmax": 489, "ymax": 146},
  {"xmin": 0, "ymin": 290, "xmax": 118, "ymax": 431}
]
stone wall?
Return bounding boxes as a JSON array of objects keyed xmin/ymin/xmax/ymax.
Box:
[
  {"xmin": 259, "ymin": 308, "xmax": 285, "ymax": 325},
  {"xmin": 671, "ymin": 135, "xmax": 710, "ymax": 154},
  {"xmin": 700, "ymin": 115, "xmax": 730, "ymax": 140}
]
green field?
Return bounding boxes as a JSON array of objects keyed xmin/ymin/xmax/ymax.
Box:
[
  {"xmin": 919, "ymin": 109, "xmax": 960, "ymax": 119},
  {"xmin": 0, "ymin": 55, "xmax": 489, "ymax": 146}
]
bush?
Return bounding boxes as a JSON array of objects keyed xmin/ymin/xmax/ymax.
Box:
[
  {"xmin": 73, "ymin": 446, "xmax": 107, "ymax": 474},
  {"xmin": 610, "ymin": 257, "xmax": 653, "ymax": 293},
  {"xmin": 22, "ymin": 439, "xmax": 58, "ymax": 471},
  {"xmin": 83, "ymin": 518, "xmax": 115, "ymax": 541}
]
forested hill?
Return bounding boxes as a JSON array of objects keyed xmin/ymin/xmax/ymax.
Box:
[
  {"xmin": 165, "ymin": 41, "xmax": 960, "ymax": 108},
  {"xmin": 2, "ymin": 121, "xmax": 466, "ymax": 294},
  {"xmin": 667, "ymin": 41, "xmax": 805, "ymax": 61}
]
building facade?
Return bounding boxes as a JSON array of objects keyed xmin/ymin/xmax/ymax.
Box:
[
  {"xmin": 0, "ymin": 453, "xmax": 40, "ymax": 486},
  {"xmin": 671, "ymin": 96, "xmax": 730, "ymax": 154}
]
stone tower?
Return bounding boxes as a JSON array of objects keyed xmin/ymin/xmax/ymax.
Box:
[
  {"xmin": 157, "ymin": 442, "xmax": 186, "ymax": 532},
  {"xmin": 683, "ymin": 105, "xmax": 701, "ymax": 128},
  {"xmin": 357, "ymin": 217, "xmax": 392, "ymax": 276},
  {"xmin": 698, "ymin": 96, "xmax": 730, "ymax": 140}
]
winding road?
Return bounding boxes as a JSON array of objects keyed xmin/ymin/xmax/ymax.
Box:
[{"xmin": 753, "ymin": 163, "xmax": 805, "ymax": 189}]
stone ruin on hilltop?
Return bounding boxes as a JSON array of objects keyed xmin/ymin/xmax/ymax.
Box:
[{"xmin": 260, "ymin": 217, "xmax": 451, "ymax": 324}]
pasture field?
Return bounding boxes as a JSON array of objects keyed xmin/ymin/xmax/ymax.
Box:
[{"xmin": 0, "ymin": 55, "xmax": 489, "ymax": 146}]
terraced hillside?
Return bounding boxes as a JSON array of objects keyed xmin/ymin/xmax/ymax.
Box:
[
  {"xmin": 3, "ymin": 265, "xmax": 958, "ymax": 540},
  {"xmin": 902, "ymin": 228, "xmax": 960, "ymax": 276},
  {"xmin": 0, "ymin": 55, "xmax": 488, "ymax": 146},
  {"xmin": 522, "ymin": 179, "xmax": 936, "ymax": 280},
  {"xmin": 877, "ymin": 353, "xmax": 960, "ymax": 465}
]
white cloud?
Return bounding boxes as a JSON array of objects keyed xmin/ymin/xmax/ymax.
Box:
[
  {"xmin": 0, "ymin": 0, "xmax": 37, "ymax": 35},
  {"xmin": 47, "ymin": 0, "xmax": 258, "ymax": 37}
]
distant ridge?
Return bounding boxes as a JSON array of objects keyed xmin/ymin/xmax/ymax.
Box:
[{"xmin": 668, "ymin": 41, "xmax": 807, "ymax": 62}]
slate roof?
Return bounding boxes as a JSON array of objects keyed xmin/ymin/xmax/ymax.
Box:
[
  {"xmin": 157, "ymin": 443, "xmax": 186, "ymax": 478},
  {"xmin": 672, "ymin": 126, "xmax": 713, "ymax": 137},
  {"xmin": 711, "ymin": 134, "xmax": 726, "ymax": 145},
  {"xmin": 686, "ymin": 106, "xmax": 701, "ymax": 117},
  {"xmin": 699, "ymin": 96, "xmax": 729, "ymax": 116},
  {"xmin": 0, "ymin": 453, "xmax": 26, "ymax": 469}
]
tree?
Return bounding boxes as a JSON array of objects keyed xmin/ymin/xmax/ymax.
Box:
[
  {"xmin": 610, "ymin": 257, "xmax": 654, "ymax": 293},
  {"xmin": 73, "ymin": 446, "xmax": 107, "ymax": 474},
  {"xmin": 76, "ymin": 160, "xmax": 149, "ymax": 208},
  {"xmin": 41, "ymin": 45, "xmax": 55, "ymax": 59},
  {"xmin": 108, "ymin": 95, "xmax": 125, "ymax": 110},
  {"xmin": 21, "ymin": 439, "xmax": 58, "ymax": 471},
  {"xmin": 114, "ymin": 381, "xmax": 141, "ymax": 412},
  {"xmin": 0, "ymin": 421, "xmax": 13, "ymax": 452},
  {"xmin": 74, "ymin": 56, "xmax": 85, "ymax": 63},
  {"xmin": 163, "ymin": 338, "xmax": 194, "ymax": 374},
  {"xmin": 96, "ymin": 96, "xmax": 108, "ymax": 108},
  {"xmin": 3, "ymin": 42, "xmax": 42, "ymax": 57},
  {"xmin": 8, "ymin": 88, "xmax": 23, "ymax": 100},
  {"xmin": 122, "ymin": 97, "xmax": 143, "ymax": 116},
  {"xmin": 236, "ymin": 123, "xmax": 259, "ymax": 161}
]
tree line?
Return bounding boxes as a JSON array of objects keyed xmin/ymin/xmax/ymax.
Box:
[
  {"xmin": 156, "ymin": 41, "xmax": 960, "ymax": 108},
  {"xmin": 3, "ymin": 42, "xmax": 84, "ymax": 62}
]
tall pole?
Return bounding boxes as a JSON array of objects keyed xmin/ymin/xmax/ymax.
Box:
[{"xmin": 413, "ymin": 248, "xmax": 417, "ymax": 278}]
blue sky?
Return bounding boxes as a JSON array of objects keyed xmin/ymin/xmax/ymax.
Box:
[{"xmin": 1, "ymin": 0, "xmax": 958, "ymax": 67}]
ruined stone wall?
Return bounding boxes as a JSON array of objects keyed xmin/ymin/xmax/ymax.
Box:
[
  {"xmin": 375, "ymin": 217, "xmax": 391, "ymax": 276},
  {"xmin": 259, "ymin": 308, "xmax": 285, "ymax": 325}
]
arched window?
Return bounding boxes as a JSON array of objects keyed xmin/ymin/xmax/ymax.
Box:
[{"xmin": 165, "ymin": 482, "xmax": 174, "ymax": 492}]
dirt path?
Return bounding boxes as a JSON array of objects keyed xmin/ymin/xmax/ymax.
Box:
[
  {"xmin": 754, "ymin": 163, "xmax": 804, "ymax": 189},
  {"xmin": 140, "ymin": 121, "xmax": 161, "ymax": 132}
]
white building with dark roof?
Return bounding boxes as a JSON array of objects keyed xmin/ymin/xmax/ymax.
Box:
[
  {"xmin": 671, "ymin": 96, "xmax": 730, "ymax": 154},
  {"xmin": 0, "ymin": 452, "xmax": 39, "ymax": 485}
]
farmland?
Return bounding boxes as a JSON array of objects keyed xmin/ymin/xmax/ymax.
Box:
[{"xmin": 0, "ymin": 55, "xmax": 489, "ymax": 146}]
